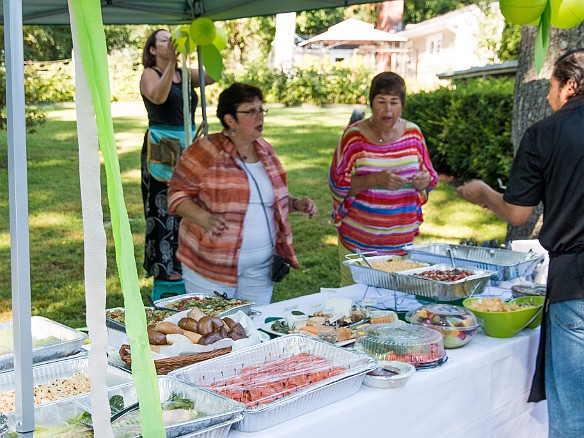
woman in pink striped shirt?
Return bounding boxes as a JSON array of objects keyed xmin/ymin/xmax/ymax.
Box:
[
  {"xmin": 329, "ymin": 72, "xmax": 438, "ymax": 286},
  {"xmin": 168, "ymin": 83, "xmax": 316, "ymax": 304}
]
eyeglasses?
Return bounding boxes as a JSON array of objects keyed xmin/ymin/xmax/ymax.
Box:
[{"xmin": 235, "ymin": 108, "xmax": 268, "ymax": 117}]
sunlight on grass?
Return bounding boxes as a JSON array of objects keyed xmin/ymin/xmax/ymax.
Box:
[
  {"xmin": 322, "ymin": 234, "xmax": 338, "ymax": 246},
  {"xmin": 122, "ymin": 168, "xmax": 141, "ymax": 184}
]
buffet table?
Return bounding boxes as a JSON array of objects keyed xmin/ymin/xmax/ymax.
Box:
[{"xmin": 228, "ymin": 283, "xmax": 548, "ymax": 438}]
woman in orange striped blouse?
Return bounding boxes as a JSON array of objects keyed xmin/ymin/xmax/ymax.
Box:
[
  {"xmin": 168, "ymin": 83, "xmax": 317, "ymax": 305},
  {"xmin": 329, "ymin": 72, "xmax": 438, "ymax": 286}
]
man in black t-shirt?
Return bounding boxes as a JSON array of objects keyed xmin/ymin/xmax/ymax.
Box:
[{"xmin": 457, "ymin": 49, "xmax": 584, "ymax": 438}]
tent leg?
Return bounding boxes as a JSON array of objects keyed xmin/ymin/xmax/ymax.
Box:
[
  {"xmin": 197, "ymin": 45, "xmax": 208, "ymax": 137},
  {"xmin": 4, "ymin": 0, "xmax": 35, "ymax": 434}
]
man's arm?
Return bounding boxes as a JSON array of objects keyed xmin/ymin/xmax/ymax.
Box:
[{"xmin": 456, "ymin": 179, "xmax": 535, "ymax": 226}]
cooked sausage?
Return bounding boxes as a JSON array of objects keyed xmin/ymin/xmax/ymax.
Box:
[
  {"xmin": 182, "ymin": 330, "xmax": 202, "ymax": 344},
  {"xmin": 178, "ymin": 317, "xmax": 198, "ymax": 333}
]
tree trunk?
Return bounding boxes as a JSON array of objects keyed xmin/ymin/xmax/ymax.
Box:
[
  {"xmin": 375, "ymin": 1, "xmax": 404, "ymax": 71},
  {"xmin": 506, "ymin": 23, "xmax": 584, "ymax": 242}
]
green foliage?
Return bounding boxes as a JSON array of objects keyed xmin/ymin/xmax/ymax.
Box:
[
  {"xmin": 404, "ymin": 79, "xmax": 515, "ymax": 186},
  {"xmin": 404, "ymin": 0, "xmax": 476, "ymax": 24},
  {"xmin": 498, "ymin": 22, "xmax": 522, "ymax": 61},
  {"xmin": 25, "ymin": 63, "xmax": 75, "ymax": 103},
  {"xmin": 296, "ymin": 8, "xmax": 345, "ymax": 37},
  {"xmin": 0, "ymin": 67, "xmax": 46, "ymax": 131}
]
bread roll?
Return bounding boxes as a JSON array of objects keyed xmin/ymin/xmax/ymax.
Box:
[
  {"xmin": 150, "ymin": 345, "xmax": 161, "ymax": 353},
  {"xmin": 306, "ymin": 317, "xmax": 326, "ymax": 327},
  {"xmin": 197, "ymin": 316, "xmax": 224, "ymax": 335},
  {"xmin": 198, "ymin": 331, "xmax": 223, "ymax": 345},
  {"xmin": 177, "ymin": 317, "xmax": 198, "ymax": 333},
  {"xmin": 166, "ymin": 333, "xmax": 192, "ymax": 345},
  {"xmin": 155, "ymin": 321, "xmax": 183, "ymax": 335},
  {"xmin": 148, "ymin": 328, "xmax": 167, "ymax": 345},
  {"xmin": 223, "ymin": 317, "xmax": 237, "ymax": 330},
  {"xmin": 182, "ymin": 330, "xmax": 202, "ymax": 344},
  {"xmin": 187, "ymin": 307, "xmax": 206, "ymax": 322},
  {"xmin": 337, "ymin": 327, "xmax": 352, "ymax": 342}
]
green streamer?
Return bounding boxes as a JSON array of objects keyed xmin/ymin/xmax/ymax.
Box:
[
  {"xmin": 535, "ymin": 2, "xmax": 552, "ymax": 75},
  {"xmin": 69, "ymin": 0, "xmax": 164, "ymax": 436}
]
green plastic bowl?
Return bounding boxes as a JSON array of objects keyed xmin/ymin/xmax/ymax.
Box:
[
  {"xmin": 509, "ymin": 296, "xmax": 545, "ymax": 329},
  {"xmin": 462, "ymin": 296, "xmax": 544, "ymax": 338}
]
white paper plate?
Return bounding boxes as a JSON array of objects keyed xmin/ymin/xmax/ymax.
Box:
[{"xmin": 258, "ymin": 320, "xmax": 355, "ymax": 347}]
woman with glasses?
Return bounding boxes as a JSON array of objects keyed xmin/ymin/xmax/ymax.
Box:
[
  {"xmin": 140, "ymin": 29, "xmax": 214, "ymax": 283},
  {"xmin": 168, "ymin": 83, "xmax": 317, "ymax": 305}
]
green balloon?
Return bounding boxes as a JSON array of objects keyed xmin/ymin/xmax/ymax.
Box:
[
  {"xmin": 212, "ymin": 27, "xmax": 227, "ymax": 51},
  {"xmin": 190, "ymin": 17, "xmax": 217, "ymax": 46},
  {"xmin": 201, "ymin": 44, "xmax": 224, "ymax": 81},
  {"xmin": 550, "ymin": 0, "xmax": 584, "ymax": 28},
  {"xmin": 500, "ymin": 0, "xmax": 548, "ymax": 24}
]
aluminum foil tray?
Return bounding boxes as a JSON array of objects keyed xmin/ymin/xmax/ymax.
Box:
[
  {"xmin": 4, "ymin": 376, "xmax": 244, "ymax": 437},
  {"xmin": 170, "ymin": 334, "xmax": 377, "ymax": 432},
  {"xmin": 343, "ymin": 253, "xmax": 433, "ymax": 290},
  {"xmin": 0, "ymin": 317, "xmax": 87, "ymax": 372},
  {"xmin": 179, "ymin": 413, "xmax": 243, "ymax": 438},
  {"xmin": 0, "ymin": 356, "xmax": 131, "ymax": 412},
  {"xmin": 404, "ymin": 243, "xmax": 544, "ymax": 281},
  {"xmin": 155, "ymin": 293, "xmax": 256, "ymax": 317},
  {"xmin": 393, "ymin": 264, "xmax": 494, "ymax": 301}
]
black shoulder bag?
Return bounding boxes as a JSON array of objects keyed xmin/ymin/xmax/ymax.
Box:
[{"xmin": 239, "ymin": 156, "xmax": 290, "ymax": 282}]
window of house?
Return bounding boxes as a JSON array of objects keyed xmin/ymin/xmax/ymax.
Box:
[{"xmin": 426, "ymin": 33, "xmax": 442, "ymax": 57}]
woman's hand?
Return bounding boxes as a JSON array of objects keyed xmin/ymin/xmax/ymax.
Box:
[
  {"xmin": 167, "ymin": 38, "xmax": 178, "ymax": 67},
  {"xmin": 292, "ymin": 197, "xmax": 317, "ymax": 219},
  {"xmin": 204, "ymin": 214, "xmax": 229, "ymax": 238},
  {"xmin": 374, "ymin": 170, "xmax": 409, "ymax": 191},
  {"xmin": 411, "ymin": 164, "xmax": 432, "ymax": 191}
]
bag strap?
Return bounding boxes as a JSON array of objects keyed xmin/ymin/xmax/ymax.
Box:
[{"xmin": 238, "ymin": 154, "xmax": 276, "ymax": 249}]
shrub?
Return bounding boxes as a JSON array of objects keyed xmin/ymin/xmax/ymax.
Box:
[{"xmin": 404, "ymin": 79, "xmax": 515, "ymax": 187}]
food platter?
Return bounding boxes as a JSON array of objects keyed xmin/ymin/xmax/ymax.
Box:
[{"xmin": 258, "ymin": 320, "xmax": 356, "ymax": 347}]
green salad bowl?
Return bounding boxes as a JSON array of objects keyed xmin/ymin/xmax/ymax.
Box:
[{"xmin": 462, "ymin": 295, "xmax": 545, "ymax": 338}]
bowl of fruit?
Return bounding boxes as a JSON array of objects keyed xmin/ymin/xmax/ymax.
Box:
[{"xmin": 405, "ymin": 303, "xmax": 482, "ymax": 349}]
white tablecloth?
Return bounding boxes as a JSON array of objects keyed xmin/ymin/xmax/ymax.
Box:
[{"xmin": 228, "ymin": 283, "xmax": 548, "ymax": 438}]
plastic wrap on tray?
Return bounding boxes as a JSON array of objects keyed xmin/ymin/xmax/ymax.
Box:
[
  {"xmin": 0, "ymin": 356, "xmax": 132, "ymax": 412},
  {"xmin": 343, "ymin": 253, "xmax": 433, "ymax": 290},
  {"xmin": 0, "ymin": 317, "xmax": 87, "ymax": 372},
  {"xmin": 393, "ymin": 264, "xmax": 494, "ymax": 301},
  {"xmin": 170, "ymin": 334, "xmax": 377, "ymax": 432},
  {"xmin": 3, "ymin": 376, "xmax": 244, "ymax": 437},
  {"xmin": 178, "ymin": 413, "xmax": 243, "ymax": 438},
  {"xmin": 404, "ymin": 243, "xmax": 544, "ymax": 281},
  {"xmin": 154, "ymin": 294, "xmax": 255, "ymax": 317}
]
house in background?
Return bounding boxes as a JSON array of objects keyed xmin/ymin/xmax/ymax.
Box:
[{"xmin": 396, "ymin": 4, "xmax": 498, "ymax": 90}]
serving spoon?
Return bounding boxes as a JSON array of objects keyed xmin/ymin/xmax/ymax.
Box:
[{"xmin": 356, "ymin": 248, "xmax": 375, "ymax": 269}]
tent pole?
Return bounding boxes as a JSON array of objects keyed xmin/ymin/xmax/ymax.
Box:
[
  {"xmin": 4, "ymin": 0, "xmax": 34, "ymax": 435},
  {"xmin": 197, "ymin": 45, "xmax": 208, "ymax": 136}
]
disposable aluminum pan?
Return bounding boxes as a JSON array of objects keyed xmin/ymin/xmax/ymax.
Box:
[
  {"xmin": 154, "ymin": 293, "xmax": 256, "ymax": 317},
  {"xmin": 0, "ymin": 356, "xmax": 132, "ymax": 412},
  {"xmin": 0, "ymin": 316, "xmax": 87, "ymax": 372},
  {"xmin": 179, "ymin": 413, "xmax": 243, "ymax": 438},
  {"xmin": 0, "ymin": 413, "xmax": 6, "ymax": 438},
  {"xmin": 404, "ymin": 243, "xmax": 544, "ymax": 281},
  {"xmin": 343, "ymin": 253, "xmax": 433, "ymax": 290},
  {"xmin": 3, "ymin": 376, "xmax": 244, "ymax": 437},
  {"xmin": 105, "ymin": 306, "xmax": 177, "ymax": 347},
  {"xmin": 170, "ymin": 334, "xmax": 377, "ymax": 432},
  {"xmin": 393, "ymin": 264, "xmax": 495, "ymax": 301}
]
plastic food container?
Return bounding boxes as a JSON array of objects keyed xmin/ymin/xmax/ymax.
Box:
[
  {"xmin": 405, "ymin": 304, "xmax": 482, "ymax": 349},
  {"xmin": 511, "ymin": 283, "xmax": 547, "ymax": 299},
  {"xmin": 363, "ymin": 360, "xmax": 416, "ymax": 389},
  {"xmin": 354, "ymin": 323, "xmax": 446, "ymax": 369}
]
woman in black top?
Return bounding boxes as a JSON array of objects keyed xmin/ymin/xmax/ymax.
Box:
[{"xmin": 140, "ymin": 29, "xmax": 214, "ymax": 281}]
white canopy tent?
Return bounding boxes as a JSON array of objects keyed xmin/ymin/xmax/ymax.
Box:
[{"xmin": 3, "ymin": 1, "xmax": 392, "ymax": 436}]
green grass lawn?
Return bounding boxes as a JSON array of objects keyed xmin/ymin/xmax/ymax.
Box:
[{"xmin": 0, "ymin": 102, "xmax": 507, "ymax": 328}]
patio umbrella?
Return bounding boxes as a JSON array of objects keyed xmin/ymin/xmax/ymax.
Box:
[
  {"xmin": 2, "ymin": 0, "xmax": 389, "ymax": 435},
  {"xmin": 299, "ymin": 17, "xmax": 407, "ymax": 46}
]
